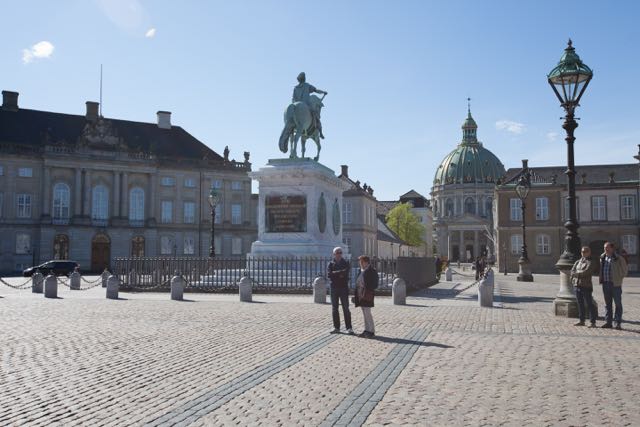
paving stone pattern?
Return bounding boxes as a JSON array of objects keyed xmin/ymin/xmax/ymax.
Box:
[{"xmin": 1, "ymin": 274, "xmax": 640, "ymax": 426}]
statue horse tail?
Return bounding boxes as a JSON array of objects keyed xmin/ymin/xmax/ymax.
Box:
[{"xmin": 279, "ymin": 104, "xmax": 296, "ymax": 153}]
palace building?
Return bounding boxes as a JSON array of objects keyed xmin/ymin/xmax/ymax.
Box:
[
  {"xmin": 0, "ymin": 90, "xmax": 257, "ymax": 274},
  {"xmin": 431, "ymin": 107, "xmax": 506, "ymax": 262}
]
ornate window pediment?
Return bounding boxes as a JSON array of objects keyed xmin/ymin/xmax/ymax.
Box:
[{"xmin": 78, "ymin": 118, "xmax": 125, "ymax": 150}]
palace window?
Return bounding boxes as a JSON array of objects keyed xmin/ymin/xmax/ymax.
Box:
[
  {"xmin": 52, "ymin": 183, "xmax": 70, "ymax": 220},
  {"xmin": 536, "ymin": 234, "xmax": 551, "ymax": 255},
  {"xmin": 16, "ymin": 233, "xmax": 31, "ymax": 254},
  {"xmin": 92, "ymin": 185, "xmax": 109, "ymax": 221},
  {"xmin": 343, "ymin": 236, "xmax": 352, "ymax": 253},
  {"xmin": 161, "ymin": 176, "xmax": 175, "ymax": 186},
  {"xmin": 535, "ymin": 197, "xmax": 549, "ymax": 221},
  {"xmin": 16, "ymin": 194, "xmax": 32, "ymax": 218},
  {"xmin": 510, "ymin": 198, "xmax": 522, "ymax": 221},
  {"xmin": 212, "ymin": 179, "xmax": 222, "ymax": 189},
  {"xmin": 343, "ymin": 201, "xmax": 352, "ymax": 224},
  {"xmin": 231, "ymin": 204, "xmax": 242, "ymax": 224},
  {"xmin": 183, "ymin": 202, "xmax": 195, "ymax": 224},
  {"xmin": 591, "ymin": 196, "xmax": 607, "ymax": 221},
  {"xmin": 563, "ymin": 197, "xmax": 580, "ymax": 221},
  {"xmin": 184, "ymin": 177, "xmax": 196, "ymax": 188},
  {"xmin": 232, "ymin": 237, "xmax": 242, "ymax": 255},
  {"xmin": 231, "ymin": 181, "xmax": 242, "ymax": 191},
  {"xmin": 161, "ymin": 201, "xmax": 173, "ymax": 223},
  {"xmin": 18, "ymin": 167, "xmax": 33, "ymax": 177},
  {"xmin": 160, "ymin": 236, "xmax": 173, "ymax": 255},
  {"xmin": 510, "ymin": 234, "xmax": 522, "ymax": 255},
  {"xmin": 183, "ymin": 236, "xmax": 195, "ymax": 255},
  {"xmin": 621, "ymin": 195, "xmax": 636, "ymax": 220},
  {"xmin": 445, "ymin": 199, "xmax": 454, "ymax": 217},
  {"xmin": 129, "ymin": 188, "xmax": 145, "ymax": 221},
  {"xmin": 622, "ymin": 235, "xmax": 638, "ymax": 255}
]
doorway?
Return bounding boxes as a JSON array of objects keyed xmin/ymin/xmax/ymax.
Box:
[{"xmin": 91, "ymin": 233, "xmax": 111, "ymax": 272}]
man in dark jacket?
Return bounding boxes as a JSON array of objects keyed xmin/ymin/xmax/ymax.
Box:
[
  {"xmin": 327, "ymin": 247, "xmax": 353, "ymax": 334},
  {"xmin": 354, "ymin": 255, "xmax": 378, "ymax": 338}
]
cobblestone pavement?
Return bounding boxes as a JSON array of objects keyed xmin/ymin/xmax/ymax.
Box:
[{"xmin": 1, "ymin": 273, "xmax": 640, "ymax": 426}]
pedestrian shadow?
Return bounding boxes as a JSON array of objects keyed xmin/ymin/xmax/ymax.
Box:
[{"xmin": 371, "ymin": 335, "xmax": 453, "ymax": 348}]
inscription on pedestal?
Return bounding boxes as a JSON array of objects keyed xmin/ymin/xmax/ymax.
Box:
[{"xmin": 266, "ymin": 195, "xmax": 307, "ymax": 232}]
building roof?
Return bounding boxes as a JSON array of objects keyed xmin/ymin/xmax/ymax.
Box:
[
  {"xmin": 399, "ymin": 189, "xmax": 427, "ymax": 200},
  {"xmin": 433, "ymin": 109, "xmax": 506, "ymax": 187},
  {"xmin": 503, "ymin": 163, "xmax": 639, "ymax": 186},
  {"xmin": 0, "ymin": 106, "xmax": 223, "ymax": 162},
  {"xmin": 376, "ymin": 201, "xmax": 398, "ymax": 217},
  {"xmin": 338, "ymin": 170, "xmax": 376, "ymax": 199}
]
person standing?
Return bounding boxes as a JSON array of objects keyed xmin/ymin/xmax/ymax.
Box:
[
  {"xmin": 354, "ymin": 255, "xmax": 378, "ymax": 338},
  {"xmin": 571, "ymin": 246, "xmax": 597, "ymax": 327},
  {"xmin": 599, "ymin": 242, "xmax": 628, "ymax": 330},
  {"xmin": 327, "ymin": 247, "xmax": 353, "ymax": 334}
]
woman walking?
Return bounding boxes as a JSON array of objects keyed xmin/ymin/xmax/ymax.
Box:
[{"xmin": 355, "ymin": 255, "xmax": 378, "ymax": 338}]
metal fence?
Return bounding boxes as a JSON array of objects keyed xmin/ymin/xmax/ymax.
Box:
[{"xmin": 112, "ymin": 256, "xmax": 398, "ymax": 293}]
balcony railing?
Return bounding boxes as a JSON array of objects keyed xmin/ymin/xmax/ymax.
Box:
[{"xmin": 52, "ymin": 217, "xmax": 70, "ymax": 225}]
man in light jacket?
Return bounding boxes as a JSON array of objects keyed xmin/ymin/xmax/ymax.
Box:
[
  {"xmin": 571, "ymin": 246, "xmax": 597, "ymax": 327},
  {"xmin": 599, "ymin": 242, "xmax": 628, "ymax": 330}
]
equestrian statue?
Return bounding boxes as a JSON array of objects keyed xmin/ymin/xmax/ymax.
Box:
[{"xmin": 278, "ymin": 72, "xmax": 327, "ymax": 161}]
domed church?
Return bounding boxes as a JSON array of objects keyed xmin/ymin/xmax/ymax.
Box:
[{"xmin": 431, "ymin": 105, "xmax": 506, "ymax": 262}]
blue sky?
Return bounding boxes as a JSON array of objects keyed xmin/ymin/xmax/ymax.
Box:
[{"xmin": 2, "ymin": 1, "xmax": 639, "ymax": 200}]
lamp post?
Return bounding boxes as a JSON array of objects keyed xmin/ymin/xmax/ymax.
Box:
[
  {"xmin": 515, "ymin": 162, "xmax": 533, "ymax": 282},
  {"xmin": 208, "ymin": 188, "xmax": 219, "ymax": 258},
  {"xmin": 547, "ymin": 39, "xmax": 593, "ymax": 316}
]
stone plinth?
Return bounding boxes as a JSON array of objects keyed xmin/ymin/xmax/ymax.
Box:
[{"xmin": 249, "ymin": 159, "xmax": 351, "ymax": 258}]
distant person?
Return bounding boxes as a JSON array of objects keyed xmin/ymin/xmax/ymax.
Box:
[
  {"xmin": 354, "ymin": 255, "xmax": 378, "ymax": 338},
  {"xmin": 474, "ymin": 257, "xmax": 482, "ymax": 281},
  {"xmin": 435, "ymin": 257, "xmax": 442, "ymax": 280},
  {"xmin": 599, "ymin": 242, "xmax": 628, "ymax": 330},
  {"xmin": 571, "ymin": 246, "xmax": 597, "ymax": 327},
  {"xmin": 327, "ymin": 247, "xmax": 353, "ymax": 334}
]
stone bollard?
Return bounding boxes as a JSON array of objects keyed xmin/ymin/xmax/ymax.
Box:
[
  {"xmin": 478, "ymin": 274, "xmax": 494, "ymax": 308},
  {"xmin": 445, "ymin": 267, "xmax": 453, "ymax": 282},
  {"xmin": 101, "ymin": 269, "xmax": 110, "ymax": 288},
  {"xmin": 483, "ymin": 268, "xmax": 495, "ymax": 286},
  {"xmin": 171, "ymin": 273, "xmax": 184, "ymax": 301},
  {"xmin": 44, "ymin": 274, "xmax": 58, "ymax": 298},
  {"xmin": 32, "ymin": 271, "xmax": 44, "ymax": 294},
  {"xmin": 106, "ymin": 275, "xmax": 119, "ymax": 300},
  {"xmin": 313, "ymin": 276, "xmax": 327, "ymax": 304},
  {"xmin": 70, "ymin": 271, "xmax": 81, "ymax": 290},
  {"xmin": 239, "ymin": 275, "xmax": 252, "ymax": 302},
  {"xmin": 392, "ymin": 278, "xmax": 407, "ymax": 305}
]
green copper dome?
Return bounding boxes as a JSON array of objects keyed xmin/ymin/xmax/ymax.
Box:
[{"xmin": 433, "ymin": 109, "xmax": 506, "ymax": 186}]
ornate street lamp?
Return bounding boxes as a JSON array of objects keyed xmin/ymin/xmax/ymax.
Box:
[
  {"xmin": 547, "ymin": 39, "xmax": 593, "ymax": 316},
  {"xmin": 514, "ymin": 164, "xmax": 533, "ymax": 282},
  {"xmin": 208, "ymin": 188, "xmax": 220, "ymax": 258}
]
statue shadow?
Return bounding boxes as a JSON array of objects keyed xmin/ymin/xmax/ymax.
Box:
[{"xmin": 370, "ymin": 335, "xmax": 453, "ymax": 348}]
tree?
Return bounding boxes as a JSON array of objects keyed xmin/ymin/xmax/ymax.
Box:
[{"xmin": 385, "ymin": 203, "xmax": 425, "ymax": 247}]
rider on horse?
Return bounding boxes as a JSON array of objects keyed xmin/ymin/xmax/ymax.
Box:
[{"xmin": 292, "ymin": 72, "xmax": 327, "ymax": 139}]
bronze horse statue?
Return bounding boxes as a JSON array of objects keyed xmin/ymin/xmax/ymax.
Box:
[{"xmin": 278, "ymin": 94, "xmax": 324, "ymax": 161}]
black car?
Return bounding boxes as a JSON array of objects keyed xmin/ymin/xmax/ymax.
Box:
[{"xmin": 23, "ymin": 260, "xmax": 79, "ymax": 277}]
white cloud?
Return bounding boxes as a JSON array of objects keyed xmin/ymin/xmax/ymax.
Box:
[
  {"xmin": 145, "ymin": 27, "xmax": 156, "ymax": 38},
  {"xmin": 546, "ymin": 131, "xmax": 559, "ymax": 142},
  {"xmin": 495, "ymin": 119, "xmax": 525, "ymax": 135},
  {"xmin": 22, "ymin": 41, "xmax": 55, "ymax": 64}
]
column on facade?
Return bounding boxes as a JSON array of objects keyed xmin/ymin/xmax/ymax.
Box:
[
  {"xmin": 42, "ymin": 166, "xmax": 51, "ymax": 217},
  {"xmin": 83, "ymin": 169, "xmax": 92, "ymax": 217},
  {"xmin": 148, "ymin": 173, "xmax": 156, "ymax": 220},
  {"xmin": 74, "ymin": 168, "xmax": 82, "ymax": 216},
  {"xmin": 459, "ymin": 230, "xmax": 464, "ymax": 261},
  {"xmin": 121, "ymin": 172, "xmax": 128, "ymax": 218},
  {"xmin": 447, "ymin": 231, "xmax": 452, "ymax": 260},
  {"xmin": 474, "ymin": 230, "xmax": 479, "ymax": 258},
  {"xmin": 113, "ymin": 171, "xmax": 120, "ymax": 218}
]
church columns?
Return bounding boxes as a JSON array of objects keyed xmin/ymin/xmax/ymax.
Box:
[
  {"xmin": 447, "ymin": 231, "xmax": 452, "ymax": 261},
  {"xmin": 42, "ymin": 166, "xmax": 51, "ymax": 217},
  {"xmin": 83, "ymin": 169, "xmax": 92, "ymax": 216},
  {"xmin": 474, "ymin": 230, "xmax": 479, "ymax": 258},
  {"xmin": 122, "ymin": 172, "xmax": 128, "ymax": 218},
  {"xmin": 459, "ymin": 230, "xmax": 464, "ymax": 262},
  {"xmin": 74, "ymin": 168, "xmax": 82, "ymax": 216},
  {"xmin": 113, "ymin": 171, "xmax": 120, "ymax": 218}
]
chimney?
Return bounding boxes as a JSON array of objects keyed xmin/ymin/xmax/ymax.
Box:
[
  {"xmin": 86, "ymin": 101, "xmax": 99, "ymax": 121},
  {"xmin": 2, "ymin": 91, "xmax": 19, "ymax": 111},
  {"xmin": 341, "ymin": 165, "xmax": 348, "ymax": 177},
  {"xmin": 521, "ymin": 159, "xmax": 528, "ymax": 169},
  {"xmin": 157, "ymin": 111, "xmax": 171, "ymax": 129}
]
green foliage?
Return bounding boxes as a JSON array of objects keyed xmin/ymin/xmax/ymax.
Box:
[{"xmin": 385, "ymin": 203, "xmax": 425, "ymax": 246}]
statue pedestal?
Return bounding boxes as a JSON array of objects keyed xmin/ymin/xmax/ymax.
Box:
[{"xmin": 249, "ymin": 158, "xmax": 350, "ymax": 258}]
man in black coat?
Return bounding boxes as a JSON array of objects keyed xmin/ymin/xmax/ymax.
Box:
[{"xmin": 327, "ymin": 247, "xmax": 353, "ymax": 334}]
